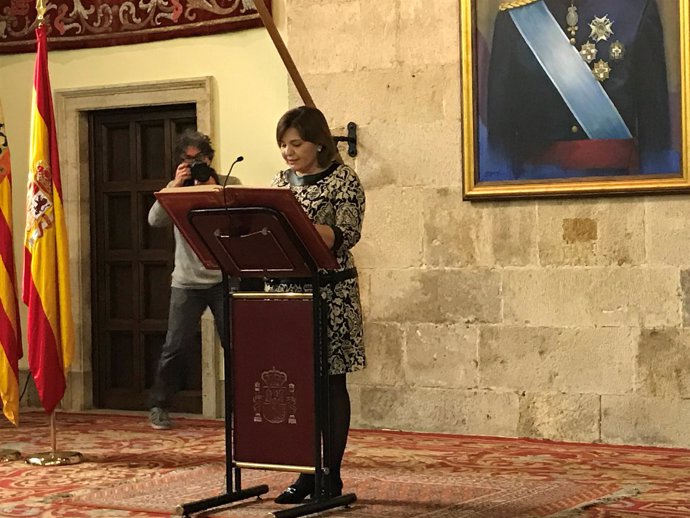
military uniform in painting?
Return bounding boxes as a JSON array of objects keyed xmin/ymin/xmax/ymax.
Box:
[
  {"xmin": 265, "ymin": 162, "xmax": 366, "ymax": 375},
  {"xmin": 484, "ymin": 0, "xmax": 677, "ymax": 180}
]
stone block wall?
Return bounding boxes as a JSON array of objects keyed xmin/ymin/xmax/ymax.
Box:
[{"xmin": 283, "ymin": 0, "xmax": 690, "ymax": 447}]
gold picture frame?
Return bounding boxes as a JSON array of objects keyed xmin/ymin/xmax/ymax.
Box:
[{"xmin": 461, "ymin": 0, "xmax": 690, "ymax": 199}]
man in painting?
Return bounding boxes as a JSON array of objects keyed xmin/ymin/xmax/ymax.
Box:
[{"xmin": 484, "ymin": 0, "xmax": 678, "ymax": 180}]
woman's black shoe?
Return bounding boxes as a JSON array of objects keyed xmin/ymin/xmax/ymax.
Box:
[{"xmin": 274, "ymin": 475, "xmax": 315, "ymax": 504}]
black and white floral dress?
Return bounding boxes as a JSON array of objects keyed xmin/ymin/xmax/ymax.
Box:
[{"xmin": 266, "ymin": 162, "xmax": 366, "ymax": 375}]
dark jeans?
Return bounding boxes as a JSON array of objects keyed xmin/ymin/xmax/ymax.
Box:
[{"xmin": 149, "ymin": 283, "xmax": 227, "ymax": 409}]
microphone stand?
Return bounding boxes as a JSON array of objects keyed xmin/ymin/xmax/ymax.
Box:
[{"xmin": 222, "ymin": 156, "xmax": 244, "ymax": 212}]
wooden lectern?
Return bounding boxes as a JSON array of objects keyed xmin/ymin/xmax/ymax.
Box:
[{"xmin": 154, "ymin": 185, "xmax": 357, "ymax": 518}]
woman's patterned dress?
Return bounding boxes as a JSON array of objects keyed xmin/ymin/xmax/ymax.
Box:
[{"xmin": 266, "ymin": 162, "xmax": 366, "ymax": 375}]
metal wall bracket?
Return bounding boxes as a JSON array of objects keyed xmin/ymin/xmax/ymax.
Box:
[{"xmin": 333, "ymin": 122, "xmax": 358, "ymax": 157}]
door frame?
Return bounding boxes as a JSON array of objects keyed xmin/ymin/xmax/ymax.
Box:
[{"xmin": 54, "ymin": 77, "xmax": 223, "ymax": 417}]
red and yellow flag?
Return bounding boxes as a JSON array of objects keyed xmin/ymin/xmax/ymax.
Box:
[
  {"xmin": 0, "ymin": 101, "xmax": 23, "ymax": 425},
  {"xmin": 23, "ymin": 24, "xmax": 74, "ymax": 415}
]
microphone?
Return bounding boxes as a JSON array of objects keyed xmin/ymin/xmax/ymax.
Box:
[
  {"xmin": 222, "ymin": 156, "xmax": 244, "ymax": 189},
  {"xmin": 222, "ymin": 156, "xmax": 244, "ymax": 231}
]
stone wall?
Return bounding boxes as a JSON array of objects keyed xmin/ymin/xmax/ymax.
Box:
[{"xmin": 283, "ymin": 0, "xmax": 690, "ymax": 447}]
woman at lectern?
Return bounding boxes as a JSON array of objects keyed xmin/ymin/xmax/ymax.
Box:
[{"xmin": 266, "ymin": 106, "xmax": 366, "ymax": 504}]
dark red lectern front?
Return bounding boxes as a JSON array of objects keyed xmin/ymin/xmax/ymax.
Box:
[
  {"xmin": 154, "ymin": 185, "xmax": 356, "ymax": 518},
  {"xmin": 231, "ymin": 295, "xmax": 316, "ymax": 468}
]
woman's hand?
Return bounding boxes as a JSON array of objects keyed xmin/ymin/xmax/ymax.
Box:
[{"xmin": 314, "ymin": 224, "xmax": 335, "ymax": 249}]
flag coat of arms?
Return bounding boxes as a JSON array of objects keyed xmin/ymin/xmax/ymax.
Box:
[
  {"xmin": 23, "ymin": 24, "xmax": 75, "ymax": 415},
  {"xmin": 0, "ymin": 101, "xmax": 22, "ymax": 425}
]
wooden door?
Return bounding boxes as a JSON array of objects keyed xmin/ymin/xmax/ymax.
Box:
[{"xmin": 90, "ymin": 104, "xmax": 202, "ymax": 412}]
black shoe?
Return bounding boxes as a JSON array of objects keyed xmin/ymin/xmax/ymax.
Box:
[{"xmin": 274, "ymin": 475, "xmax": 315, "ymax": 504}]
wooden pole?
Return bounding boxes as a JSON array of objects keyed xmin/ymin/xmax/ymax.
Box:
[
  {"xmin": 252, "ymin": 0, "xmax": 316, "ymax": 108},
  {"xmin": 253, "ymin": 0, "xmax": 346, "ymax": 162}
]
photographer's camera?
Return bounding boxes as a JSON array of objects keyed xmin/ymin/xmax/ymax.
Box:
[{"xmin": 183, "ymin": 160, "xmax": 216, "ymax": 186}]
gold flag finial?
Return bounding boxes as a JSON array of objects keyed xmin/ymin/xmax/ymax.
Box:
[{"xmin": 36, "ymin": 0, "xmax": 47, "ymax": 25}]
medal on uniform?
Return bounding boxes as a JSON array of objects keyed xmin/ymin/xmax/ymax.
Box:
[
  {"xmin": 580, "ymin": 42, "xmax": 597, "ymax": 63},
  {"xmin": 610, "ymin": 40, "xmax": 625, "ymax": 60},
  {"xmin": 593, "ymin": 59, "xmax": 611, "ymax": 81},
  {"xmin": 589, "ymin": 15, "xmax": 614, "ymax": 42},
  {"xmin": 566, "ymin": 1, "xmax": 579, "ymax": 44}
]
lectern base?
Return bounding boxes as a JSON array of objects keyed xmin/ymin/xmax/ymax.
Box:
[
  {"xmin": 270, "ymin": 493, "xmax": 357, "ymax": 518},
  {"xmin": 176, "ymin": 484, "xmax": 269, "ymax": 516}
]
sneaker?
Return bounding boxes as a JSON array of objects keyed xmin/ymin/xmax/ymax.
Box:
[{"xmin": 149, "ymin": 407, "xmax": 172, "ymax": 430}]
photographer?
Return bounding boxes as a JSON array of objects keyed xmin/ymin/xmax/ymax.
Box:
[{"xmin": 147, "ymin": 130, "xmax": 238, "ymax": 430}]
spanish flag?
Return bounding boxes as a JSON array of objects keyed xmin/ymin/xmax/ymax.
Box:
[
  {"xmin": 23, "ymin": 24, "xmax": 74, "ymax": 415},
  {"xmin": 0, "ymin": 101, "xmax": 22, "ymax": 425}
]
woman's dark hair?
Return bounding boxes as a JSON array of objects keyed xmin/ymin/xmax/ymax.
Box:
[
  {"xmin": 176, "ymin": 129, "xmax": 215, "ymax": 162},
  {"xmin": 276, "ymin": 106, "xmax": 339, "ymax": 167}
]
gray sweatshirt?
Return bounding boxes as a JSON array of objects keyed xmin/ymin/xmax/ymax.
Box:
[{"xmin": 148, "ymin": 176, "xmax": 240, "ymax": 289}]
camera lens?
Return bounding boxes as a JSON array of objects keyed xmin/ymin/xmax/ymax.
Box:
[{"xmin": 190, "ymin": 161, "xmax": 214, "ymax": 183}]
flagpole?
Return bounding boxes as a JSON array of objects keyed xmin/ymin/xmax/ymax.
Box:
[
  {"xmin": 23, "ymin": 0, "xmax": 82, "ymax": 466},
  {"xmin": 252, "ymin": 0, "xmax": 315, "ymax": 108},
  {"xmin": 50, "ymin": 411, "xmax": 56, "ymax": 451}
]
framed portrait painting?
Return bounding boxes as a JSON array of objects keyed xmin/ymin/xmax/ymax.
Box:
[{"xmin": 461, "ymin": 0, "xmax": 690, "ymax": 199}]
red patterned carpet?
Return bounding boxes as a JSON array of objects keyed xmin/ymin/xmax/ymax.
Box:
[{"xmin": 0, "ymin": 412, "xmax": 688, "ymax": 517}]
